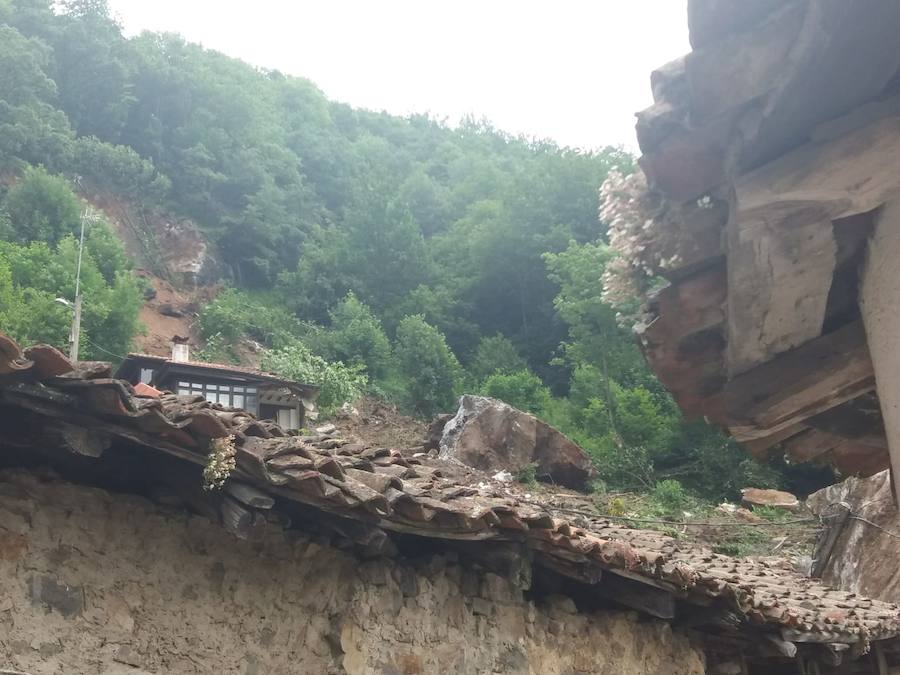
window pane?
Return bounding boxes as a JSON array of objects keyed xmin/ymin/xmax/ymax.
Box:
[
  {"xmin": 246, "ymin": 387, "xmax": 257, "ymax": 394},
  {"xmin": 178, "ymin": 388, "xmax": 190, "ymax": 395},
  {"xmin": 178, "ymin": 381, "xmax": 190, "ymax": 387},
  {"xmin": 204, "ymin": 392, "xmax": 218, "ymax": 404},
  {"xmin": 233, "ymin": 386, "xmax": 244, "ymax": 393},
  {"xmin": 245, "ymin": 395, "xmax": 258, "ymax": 415},
  {"xmin": 232, "ymin": 394, "xmax": 244, "ymax": 409}
]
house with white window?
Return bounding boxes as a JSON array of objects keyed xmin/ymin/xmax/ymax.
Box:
[{"xmin": 116, "ymin": 337, "xmax": 317, "ymax": 430}]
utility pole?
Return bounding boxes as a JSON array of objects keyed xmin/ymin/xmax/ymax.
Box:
[{"xmin": 67, "ymin": 207, "xmax": 99, "ymax": 362}]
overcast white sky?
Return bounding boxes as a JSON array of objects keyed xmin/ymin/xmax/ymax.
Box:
[{"xmin": 107, "ymin": 0, "xmax": 689, "ymax": 151}]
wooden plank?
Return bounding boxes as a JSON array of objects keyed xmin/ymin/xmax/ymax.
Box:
[
  {"xmin": 728, "ymin": 109, "xmax": 900, "ymax": 376},
  {"xmin": 220, "ymin": 496, "xmax": 257, "ymax": 540},
  {"xmin": 806, "ymin": 394, "xmax": 887, "ymax": 449},
  {"xmin": 725, "ymin": 321, "xmax": 875, "ymax": 440},
  {"xmin": 57, "ymin": 423, "xmax": 112, "ymax": 458},
  {"xmin": 784, "ymin": 425, "xmax": 888, "ymax": 475},
  {"xmin": 595, "ymin": 571, "xmax": 676, "ymax": 619},
  {"xmin": 638, "ymin": 265, "xmax": 727, "ymax": 419},
  {"xmin": 744, "ymin": 423, "xmax": 808, "ymax": 459},
  {"xmin": 766, "ymin": 633, "xmax": 797, "ymax": 658},
  {"xmin": 874, "ymin": 643, "xmax": 889, "ymax": 675},
  {"xmin": 224, "ymin": 481, "xmax": 275, "ymax": 509},
  {"xmin": 783, "ymin": 430, "xmax": 848, "ymax": 464}
]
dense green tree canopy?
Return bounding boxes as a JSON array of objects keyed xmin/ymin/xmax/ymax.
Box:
[{"xmin": 0, "ymin": 0, "xmax": 801, "ymax": 500}]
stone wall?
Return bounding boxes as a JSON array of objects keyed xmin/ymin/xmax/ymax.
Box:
[{"xmin": 0, "ymin": 469, "xmax": 706, "ymax": 675}]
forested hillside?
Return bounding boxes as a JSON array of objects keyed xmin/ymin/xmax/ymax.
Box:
[{"xmin": 0, "ymin": 0, "xmax": 800, "ymax": 499}]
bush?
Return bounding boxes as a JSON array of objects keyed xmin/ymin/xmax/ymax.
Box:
[
  {"xmin": 262, "ymin": 341, "xmax": 367, "ymax": 417},
  {"xmin": 198, "ymin": 288, "xmax": 303, "ymax": 348},
  {"xmin": 314, "ymin": 292, "xmax": 392, "ymax": 379},
  {"xmin": 4, "ymin": 166, "xmax": 81, "ymax": 245},
  {"xmin": 0, "ymin": 233, "xmax": 141, "ymax": 360},
  {"xmin": 193, "ymin": 332, "xmax": 239, "ymax": 365},
  {"xmin": 468, "ymin": 334, "xmax": 526, "ymax": 382},
  {"xmin": 649, "ymin": 479, "xmax": 690, "ymax": 513},
  {"xmin": 517, "ymin": 462, "xmax": 538, "ymax": 487},
  {"xmin": 394, "ymin": 315, "xmax": 461, "ymax": 417},
  {"xmin": 480, "ymin": 369, "xmax": 551, "ymax": 416}
]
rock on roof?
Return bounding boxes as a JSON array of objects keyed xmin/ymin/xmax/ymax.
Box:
[{"xmin": 1, "ymin": 333, "xmax": 899, "ymax": 664}]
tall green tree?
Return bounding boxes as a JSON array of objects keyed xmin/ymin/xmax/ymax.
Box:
[
  {"xmin": 394, "ymin": 315, "xmax": 461, "ymax": 417},
  {"xmin": 3, "ymin": 165, "xmax": 81, "ymax": 245}
]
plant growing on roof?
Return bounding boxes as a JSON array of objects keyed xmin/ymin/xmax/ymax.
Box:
[
  {"xmin": 599, "ymin": 168, "xmax": 667, "ymax": 311},
  {"xmin": 203, "ymin": 434, "xmax": 236, "ymax": 490}
]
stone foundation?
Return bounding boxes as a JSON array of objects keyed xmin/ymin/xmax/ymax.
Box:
[{"xmin": 0, "ymin": 469, "xmax": 705, "ymax": 674}]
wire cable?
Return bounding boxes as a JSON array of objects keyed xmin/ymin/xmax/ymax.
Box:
[
  {"xmin": 819, "ymin": 501, "xmax": 900, "ymax": 542},
  {"xmin": 81, "ymin": 336, "xmax": 127, "ymax": 361}
]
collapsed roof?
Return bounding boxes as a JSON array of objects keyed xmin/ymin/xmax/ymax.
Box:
[
  {"xmin": 629, "ymin": 0, "xmax": 900, "ymax": 478},
  {"xmin": 2, "ymin": 333, "xmax": 900, "ymax": 669}
]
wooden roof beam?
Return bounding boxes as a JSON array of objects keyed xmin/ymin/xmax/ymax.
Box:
[
  {"xmin": 727, "ymin": 109, "xmax": 900, "ymax": 377},
  {"xmin": 724, "ymin": 321, "xmax": 875, "ymax": 441}
]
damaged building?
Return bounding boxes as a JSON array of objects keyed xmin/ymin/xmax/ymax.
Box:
[
  {"xmin": 116, "ymin": 338, "xmax": 319, "ymax": 432},
  {"xmin": 630, "ymin": 0, "xmax": 900, "ymax": 609},
  {"xmin": 3, "ymin": 330, "xmax": 900, "ymax": 673}
]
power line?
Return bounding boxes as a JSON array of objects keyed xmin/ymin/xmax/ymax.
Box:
[
  {"xmin": 82, "ymin": 335, "xmax": 126, "ymax": 361},
  {"xmin": 820, "ymin": 501, "xmax": 900, "ymax": 542}
]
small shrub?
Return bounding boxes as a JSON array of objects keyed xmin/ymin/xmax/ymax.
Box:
[
  {"xmin": 649, "ymin": 479, "xmax": 690, "ymax": 513},
  {"xmin": 752, "ymin": 505, "xmax": 794, "ymax": 523},
  {"xmin": 199, "ymin": 288, "xmax": 303, "ymax": 348},
  {"xmin": 469, "ymin": 334, "xmax": 526, "ymax": 382},
  {"xmin": 712, "ymin": 529, "xmax": 771, "ymax": 558},
  {"xmin": 605, "ymin": 496, "xmax": 628, "ymax": 517},
  {"xmin": 194, "ymin": 332, "xmax": 238, "ymax": 365},
  {"xmin": 517, "ymin": 462, "xmax": 538, "ymax": 487},
  {"xmin": 588, "ymin": 478, "xmax": 607, "ymax": 496},
  {"xmin": 480, "ymin": 369, "xmax": 551, "ymax": 417}
]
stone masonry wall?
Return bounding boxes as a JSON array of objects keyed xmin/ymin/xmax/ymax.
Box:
[{"xmin": 0, "ymin": 469, "xmax": 705, "ymax": 675}]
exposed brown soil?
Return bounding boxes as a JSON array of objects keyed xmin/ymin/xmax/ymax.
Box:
[
  {"xmin": 133, "ymin": 270, "xmax": 219, "ymax": 356},
  {"xmin": 330, "ymin": 396, "xmax": 429, "ymax": 451}
]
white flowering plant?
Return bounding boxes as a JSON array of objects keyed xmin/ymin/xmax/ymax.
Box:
[
  {"xmin": 202, "ymin": 434, "xmax": 237, "ymax": 490},
  {"xmin": 599, "ymin": 169, "xmax": 679, "ymax": 322}
]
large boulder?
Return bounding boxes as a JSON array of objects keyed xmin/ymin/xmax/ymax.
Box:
[
  {"xmin": 438, "ymin": 395, "xmax": 596, "ymax": 491},
  {"xmin": 807, "ymin": 470, "xmax": 899, "ymax": 601}
]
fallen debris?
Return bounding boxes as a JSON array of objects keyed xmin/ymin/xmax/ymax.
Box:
[{"xmin": 741, "ymin": 488, "xmax": 800, "ymax": 511}]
